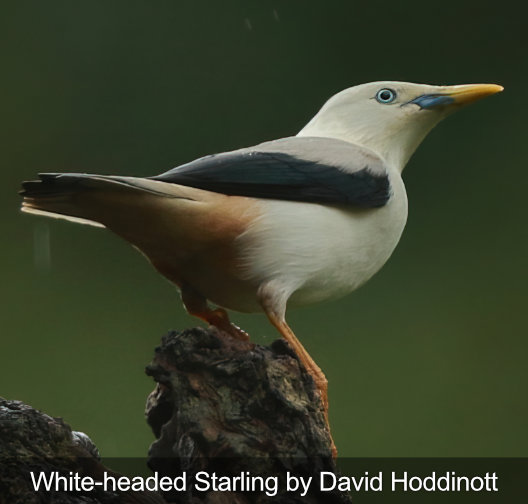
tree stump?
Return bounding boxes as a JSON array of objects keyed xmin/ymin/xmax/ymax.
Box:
[
  {"xmin": 145, "ymin": 327, "xmax": 350, "ymax": 503},
  {"xmin": 0, "ymin": 327, "xmax": 351, "ymax": 503}
]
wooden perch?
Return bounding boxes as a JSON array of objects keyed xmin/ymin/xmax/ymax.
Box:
[
  {"xmin": 145, "ymin": 327, "xmax": 349, "ymax": 503},
  {"xmin": 0, "ymin": 327, "xmax": 351, "ymax": 503}
]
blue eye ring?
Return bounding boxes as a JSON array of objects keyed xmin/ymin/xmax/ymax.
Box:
[{"xmin": 375, "ymin": 88, "xmax": 397, "ymax": 104}]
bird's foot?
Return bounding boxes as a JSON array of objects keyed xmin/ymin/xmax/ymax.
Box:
[
  {"xmin": 228, "ymin": 323, "xmax": 250, "ymax": 341},
  {"xmin": 210, "ymin": 321, "xmax": 250, "ymax": 342},
  {"xmin": 181, "ymin": 287, "xmax": 251, "ymax": 342},
  {"xmin": 317, "ymin": 379, "xmax": 337, "ymax": 458},
  {"xmin": 205, "ymin": 308, "xmax": 250, "ymax": 341},
  {"xmin": 327, "ymin": 424, "xmax": 338, "ymax": 459}
]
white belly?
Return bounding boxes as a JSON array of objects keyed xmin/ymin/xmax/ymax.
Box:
[{"xmin": 236, "ymin": 172, "xmax": 408, "ymax": 307}]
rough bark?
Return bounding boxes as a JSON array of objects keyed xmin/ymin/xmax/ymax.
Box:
[
  {"xmin": 0, "ymin": 399, "xmax": 164, "ymax": 504},
  {"xmin": 0, "ymin": 327, "xmax": 351, "ymax": 503},
  {"xmin": 145, "ymin": 327, "xmax": 350, "ymax": 503}
]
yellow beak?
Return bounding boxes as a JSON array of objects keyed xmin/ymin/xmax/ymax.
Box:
[{"xmin": 446, "ymin": 83, "xmax": 504, "ymax": 106}]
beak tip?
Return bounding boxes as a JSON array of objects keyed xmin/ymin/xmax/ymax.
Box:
[
  {"xmin": 449, "ymin": 83, "xmax": 504, "ymax": 105},
  {"xmin": 489, "ymin": 84, "xmax": 504, "ymax": 93}
]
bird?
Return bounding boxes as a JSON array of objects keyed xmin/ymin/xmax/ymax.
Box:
[{"xmin": 20, "ymin": 81, "xmax": 502, "ymax": 455}]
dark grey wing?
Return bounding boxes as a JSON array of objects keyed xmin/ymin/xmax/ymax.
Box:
[{"xmin": 151, "ymin": 137, "xmax": 391, "ymax": 208}]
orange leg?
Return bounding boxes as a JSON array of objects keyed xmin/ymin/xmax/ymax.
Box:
[
  {"xmin": 263, "ymin": 308, "xmax": 337, "ymax": 458},
  {"xmin": 181, "ymin": 286, "xmax": 249, "ymax": 341}
]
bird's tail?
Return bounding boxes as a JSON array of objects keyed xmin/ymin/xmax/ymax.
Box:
[
  {"xmin": 20, "ymin": 173, "xmax": 174, "ymax": 228},
  {"xmin": 21, "ymin": 173, "xmax": 101, "ymax": 227}
]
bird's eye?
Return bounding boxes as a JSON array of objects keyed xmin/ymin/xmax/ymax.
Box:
[{"xmin": 375, "ymin": 88, "xmax": 397, "ymax": 104}]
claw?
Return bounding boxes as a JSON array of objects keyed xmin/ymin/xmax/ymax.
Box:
[{"xmin": 211, "ymin": 321, "xmax": 250, "ymax": 342}]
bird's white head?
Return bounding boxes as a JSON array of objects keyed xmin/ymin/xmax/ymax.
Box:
[{"xmin": 298, "ymin": 81, "xmax": 503, "ymax": 171}]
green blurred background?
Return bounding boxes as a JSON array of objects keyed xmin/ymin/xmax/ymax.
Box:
[{"xmin": 1, "ymin": 0, "xmax": 526, "ymax": 457}]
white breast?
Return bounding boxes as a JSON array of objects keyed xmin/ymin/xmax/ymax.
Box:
[{"xmin": 236, "ymin": 170, "xmax": 408, "ymax": 307}]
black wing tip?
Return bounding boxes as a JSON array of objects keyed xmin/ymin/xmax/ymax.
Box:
[
  {"xmin": 20, "ymin": 174, "xmax": 53, "ymax": 196},
  {"xmin": 19, "ymin": 173, "xmax": 74, "ymax": 197}
]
